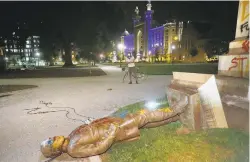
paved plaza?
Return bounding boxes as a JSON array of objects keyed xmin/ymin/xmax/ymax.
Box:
[{"xmin": 0, "ymin": 65, "xmax": 172, "ymax": 162}]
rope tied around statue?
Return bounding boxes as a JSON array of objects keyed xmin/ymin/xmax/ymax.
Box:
[{"xmin": 24, "ymin": 101, "xmax": 95, "ymax": 124}]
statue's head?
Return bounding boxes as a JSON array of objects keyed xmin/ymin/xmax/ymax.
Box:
[{"xmin": 40, "ymin": 136, "xmax": 65, "ymax": 158}]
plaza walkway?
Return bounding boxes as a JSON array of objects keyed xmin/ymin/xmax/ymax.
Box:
[{"xmin": 0, "ymin": 65, "xmax": 172, "ymax": 162}]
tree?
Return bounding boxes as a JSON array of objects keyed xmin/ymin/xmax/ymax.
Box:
[
  {"xmin": 189, "ymin": 47, "xmax": 198, "ymax": 57},
  {"xmin": 204, "ymin": 40, "xmax": 229, "ymax": 58},
  {"xmin": 37, "ymin": 2, "xmax": 127, "ymax": 67},
  {"xmin": 11, "ymin": 58, "xmax": 17, "ymax": 66},
  {"xmin": 155, "ymin": 47, "xmax": 161, "ymax": 62}
]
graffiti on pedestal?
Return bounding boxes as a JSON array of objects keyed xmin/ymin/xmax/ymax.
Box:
[
  {"xmin": 240, "ymin": 21, "xmax": 249, "ymax": 33},
  {"xmin": 242, "ymin": 40, "xmax": 249, "ymax": 52},
  {"xmin": 236, "ymin": 0, "xmax": 249, "ymax": 39},
  {"xmin": 228, "ymin": 57, "xmax": 248, "ymax": 71}
]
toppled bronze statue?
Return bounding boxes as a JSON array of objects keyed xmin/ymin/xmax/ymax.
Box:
[{"xmin": 41, "ymin": 97, "xmax": 188, "ymax": 159}]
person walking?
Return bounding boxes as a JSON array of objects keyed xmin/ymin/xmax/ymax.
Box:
[{"xmin": 126, "ymin": 52, "xmax": 138, "ymax": 84}]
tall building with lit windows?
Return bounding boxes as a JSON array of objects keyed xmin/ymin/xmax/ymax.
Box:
[
  {"xmin": 24, "ymin": 35, "xmax": 41, "ymax": 61},
  {"xmin": 120, "ymin": 1, "xmax": 183, "ymax": 61},
  {"xmin": 3, "ymin": 34, "xmax": 41, "ymax": 64}
]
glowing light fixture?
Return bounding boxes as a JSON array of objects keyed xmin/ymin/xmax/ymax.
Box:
[
  {"xmin": 117, "ymin": 43, "xmax": 125, "ymax": 50},
  {"xmin": 100, "ymin": 54, "xmax": 104, "ymax": 59},
  {"xmin": 171, "ymin": 45, "xmax": 176, "ymax": 49},
  {"xmin": 145, "ymin": 101, "xmax": 160, "ymax": 111},
  {"xmin": 174, "ymin": 36, "xmax": 178, "ymax": 41}
]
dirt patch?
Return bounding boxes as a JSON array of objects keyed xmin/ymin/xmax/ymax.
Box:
[{"xmin": 0, "ymin": 85, "xmax": 38, "ymax": 93}]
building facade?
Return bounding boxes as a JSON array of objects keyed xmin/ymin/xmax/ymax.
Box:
[
  {"xmin": 121, "ymin": 1, "xmax": 183, "ymax": 62},
  {"xmin": 120, "ymin": 1, "xmax": 224, "ymax": 63},
  {"xmin": 1, "ymin": 34, "xmax": 41, "ymax": 66}
]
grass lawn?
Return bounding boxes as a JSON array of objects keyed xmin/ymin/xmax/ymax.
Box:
[
  {"xmin": 0, "ymin": 66, "xmax": 106, "ymax": 79},
  {"xmin": 137, "ymin": 63, "xmax": 218, "ymax": 75},
  {"xmin": 107, "ymin": 97, "xmax": 249, "ymax": 162},
  {"xmin": 101, "ymin": 63, "xmax": 218, "ymax": 75}
]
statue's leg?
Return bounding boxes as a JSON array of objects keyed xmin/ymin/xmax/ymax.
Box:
[{"xmin": 116, "ymin": 125, "xmax": 140, "ymax": 142}]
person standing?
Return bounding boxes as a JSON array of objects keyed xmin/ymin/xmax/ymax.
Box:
[{"xmin": 126, "ymin": 52, "xmax": 138, "ymax": 84}]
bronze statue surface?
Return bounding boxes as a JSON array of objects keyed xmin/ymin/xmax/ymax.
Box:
[{"xmin": 41, "ymin": 97, "xmax": 188, "ymax": 159}]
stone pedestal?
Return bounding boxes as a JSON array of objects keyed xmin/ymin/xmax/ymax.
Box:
[
  {"xmin": 218, "ymin": 54, "xmax": 249, "ymax": 78},
  {"xmin": 166, "ymin": 72, "xmax": 249, "ymax": 132},
  {"xmin": 218, "ymin": 0, "xmax": 249, "ymax": 79},
  {"xmin": 167, "ymin": 72, "xmax": 230, "ymax": 131},
  {"xmin": 166, "ymin": 0, "xmax": 249, "ymax": 132},
  {"xmin": 166, "ymin": 85, "xmax": 202, "ymax": 130}
]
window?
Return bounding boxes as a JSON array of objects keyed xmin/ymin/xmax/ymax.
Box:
[{"xmin": 14, "ymin": 49, "xmax": 18, "ymax": 53}]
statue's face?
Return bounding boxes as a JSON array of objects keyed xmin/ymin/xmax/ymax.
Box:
[{"xmin": 40, "ymin": 136, "xmax": 65, "ymax": 158}]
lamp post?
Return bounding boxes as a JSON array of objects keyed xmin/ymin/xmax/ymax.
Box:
[
  {"xmin": 36, "ymin": 52, "xmax": 40, "ymax": 66},
  {"xmin": 117, "ymin": 43, "xmax": 125, "ymax": 67},
  {"xmin": 99, "ymin": 54, "xmax": 104, "ymax": 63},
  {"xmin": 170, "ymin": 44, "xmax": 176, "ymax": 64},
  {"xmin": 5, "ymin": 57, "xmax": 8, "ymax": 70}
]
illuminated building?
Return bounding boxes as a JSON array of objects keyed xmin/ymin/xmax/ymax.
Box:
[
  {"xmin": 2, "ymin": 33, "xmax": 41, "ymax": 64},
  {"xmin": 24, "ymin": 35, "xmax": 40, "ymax": 62},
  {"xmin": 120, "ymin": 1, "xmax": 183, "ymax": 61}
]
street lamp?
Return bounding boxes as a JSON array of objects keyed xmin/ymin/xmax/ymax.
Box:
[
  {"xmin": 4, "ymin": 57, "xmax": 8, "ymax": 70},
  {"xmin": 117, "ymin": 43, "xmax": 125, "ymax": 67},
  {"xmin": 99, "ymin": 54, "xmax": 104, "ymax": 63},
  {"xmin": 36, "ymin": 52, "xmax": 40, "ymax": 66}
]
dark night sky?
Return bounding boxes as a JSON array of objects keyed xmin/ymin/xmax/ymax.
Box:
[{"xmin": 0, "ymin": 1, "xmax": 238, "ymax": 45}]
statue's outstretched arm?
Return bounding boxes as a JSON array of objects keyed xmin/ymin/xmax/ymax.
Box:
[
  {"xmin": 67, "ymin": 124, "xmax": 117, "ymax": 158},
  {"xmin": 137, "ymin": 95, "xmax": 188, "ymax": 128},
  {"xmin": 142, "ymin": 115, "xmax": 180, "ymax": 128}
]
